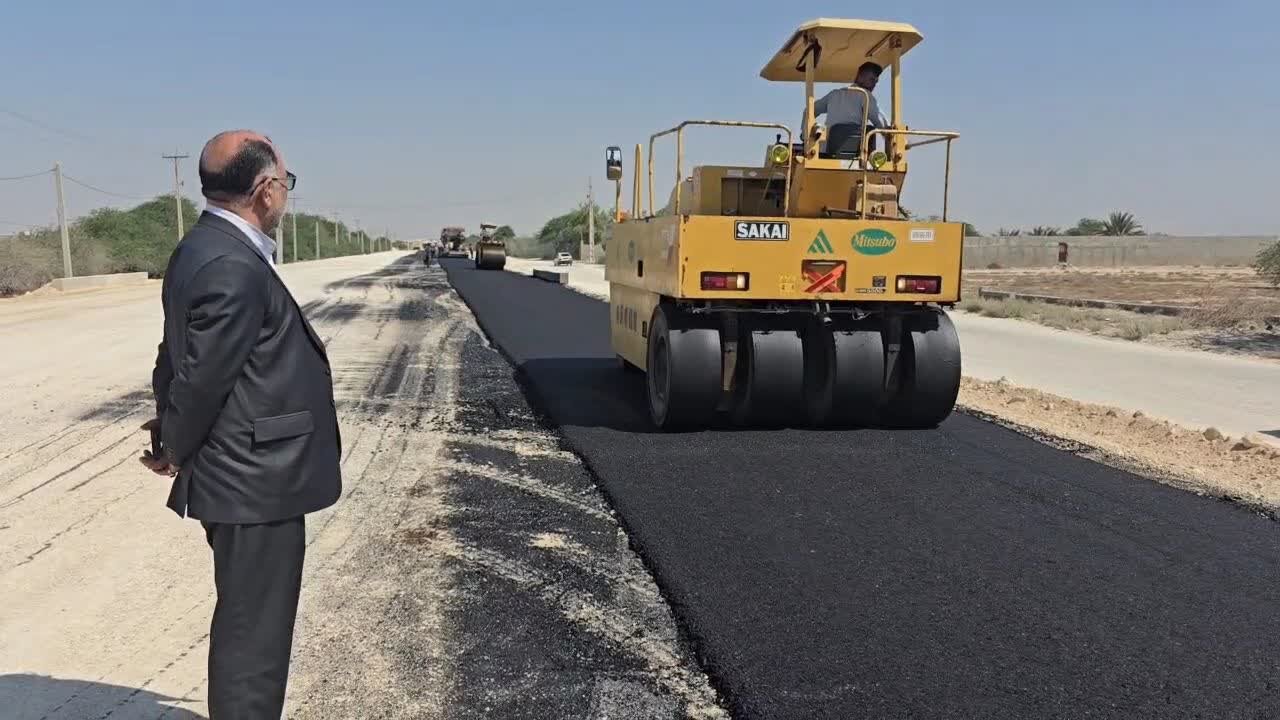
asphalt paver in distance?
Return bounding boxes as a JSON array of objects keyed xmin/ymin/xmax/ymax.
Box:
[{"xmin": 442, "ymin": 257, "xmax": 1280, "ymax": 719}]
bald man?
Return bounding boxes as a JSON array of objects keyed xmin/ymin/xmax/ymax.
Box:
[{"xmin": 142, "ymin": 130, "xmax": 341, "ymax": 718}]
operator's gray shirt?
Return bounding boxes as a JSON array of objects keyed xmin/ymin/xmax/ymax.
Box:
[{"xmin": 808, "ymin": 86, "xmax": 887, "ymax": 134}]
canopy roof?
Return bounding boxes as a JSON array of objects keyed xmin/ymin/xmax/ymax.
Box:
[{"xmin": 760, "ymin": 18, "xmax": 923, "ymax": 83}]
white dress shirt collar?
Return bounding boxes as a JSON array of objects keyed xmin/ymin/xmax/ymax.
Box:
[{"xmin": 204, "ymin": 204, "xmax": 277, "ymax": 266}]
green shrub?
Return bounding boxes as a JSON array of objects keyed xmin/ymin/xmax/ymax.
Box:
[{"xmin": 1255, "ymin": 240, "xmax": 1280, "ymax": 286}]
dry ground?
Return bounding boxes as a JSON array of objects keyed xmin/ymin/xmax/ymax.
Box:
[
  {"xmin": 0, "ymin": 254, "xmax": 725, "ymax": 720},
  {"xmin": 962, "ymin": 266, "xmax": 1280, "ymax": 359}
]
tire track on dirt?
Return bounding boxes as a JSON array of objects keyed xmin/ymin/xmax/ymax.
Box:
[{"xmin": 288, "ymin": 266, "xmax": 468, "ymax": 720}]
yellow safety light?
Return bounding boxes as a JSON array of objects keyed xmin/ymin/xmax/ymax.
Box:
[
  {"xmin": 869, "ymin": 151, "xmax": 889, "ymax": 169},
  {"xmin": 769, "ymin": 144, "xmax": 791, "ymax": 166}
]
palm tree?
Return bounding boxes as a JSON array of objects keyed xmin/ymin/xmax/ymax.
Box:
[
  {"xmin": 1029, "ymin": 226, "xmax": 1060, "ymax": 236},
  {"xmin": 996, "ymin": 227, "xmax": 1022, "ymax": 237},
  {"xmin": 1102, "ymin": 211, "xmax": 1144, "ymax": 236}
]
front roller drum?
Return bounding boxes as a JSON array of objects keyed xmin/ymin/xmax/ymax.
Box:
[
  {"xmin": 646, "ymin": 305, "xmax": 721, "ymax": 430},
  {"xmin": 475, "ymin": 245, "xmax": 506, "ymax": 270},
  {"xmin": 802, "ymin": 320, "xmax": 885, "ymax": 427},
  {"xmin": 880, "ymin": 309, "xmax": 962, "ymax": 428},
  {"xmin": 729, "ymin": 324, "xmax": 806, "ymax": 428}
]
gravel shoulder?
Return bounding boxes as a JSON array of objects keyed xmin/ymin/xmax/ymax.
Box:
[{"xmin": 0, "ymin": 253, "xmax": 723, "ymax": 720}]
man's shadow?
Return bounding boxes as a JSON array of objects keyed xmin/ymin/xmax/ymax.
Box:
[{"xmin": 0, "ymin": 673, "xmax": 204, "ymax": 720}]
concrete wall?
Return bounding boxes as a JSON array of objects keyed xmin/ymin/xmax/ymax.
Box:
[
  {"xmin": 49, "ymin": 272, "xmax": 149, "ymax": 292},
  {"xmin": 578, "ymin": 242, "xmax": 605, "ymax": 264},
  {"xmin": 962, "ymin": 235, "xmax": 1276, "ymax": 269}
]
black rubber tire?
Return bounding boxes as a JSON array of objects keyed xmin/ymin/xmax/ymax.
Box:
[
  {"xmin": 803, "ymin": 318, "xmax": 885, "ymax": 427},
  {"xmin": 646, "ymin": 306, "xmax": 721, "ymax": 430},
  {"xmin": 730, "ymin": 323, "xmax": 806, "ymax": 428},
  {"xmin": 880, "ymin": 309, "xmax": 962, "ymax": 428}
]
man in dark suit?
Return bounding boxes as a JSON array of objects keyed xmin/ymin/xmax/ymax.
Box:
[{"xmin": 140, "ymin": 130, "xmax": 342, "ymax": 718}]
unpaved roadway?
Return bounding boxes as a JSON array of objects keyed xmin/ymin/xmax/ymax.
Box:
[{"xmin": 0, "ymin": 253, "xmax": 725, "ymax": 719}]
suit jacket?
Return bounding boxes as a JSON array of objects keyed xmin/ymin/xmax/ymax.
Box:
[{"xmin": 152, "ymin": 211, "xmax": 342, "ymax": 524}]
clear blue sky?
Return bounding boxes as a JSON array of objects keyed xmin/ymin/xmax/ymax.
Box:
[{"xmin": 2, "ymin": 0, "xmax": 1277, "ymax": 239}]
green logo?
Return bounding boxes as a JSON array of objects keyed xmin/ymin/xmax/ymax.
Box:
[
  {"xmin": 851, "ymin": 228, "xmax": 897, "ymax": 256},
  {"xmin": 807, "ymin": 230, "xmax": 834, "ymax": 254}
]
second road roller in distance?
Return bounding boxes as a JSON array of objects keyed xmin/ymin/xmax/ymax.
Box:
[
  {"xmin": 605, "ymin": 17, "xmax": 963, "ymax": 430},
  {"xmin": 474, "ymin": 223, "xmax": 507, "ymax": 270}
]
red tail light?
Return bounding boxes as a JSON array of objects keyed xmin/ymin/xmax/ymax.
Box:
[
  {"xmin": 701, "ymin": 272, "xmax": 750, "ymax": 291},
  {"xmin": 896, "ymin": 275, "xmax": 941, "ymax": 294}
]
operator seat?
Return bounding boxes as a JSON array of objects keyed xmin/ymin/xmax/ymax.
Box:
[{"xmin": 823, "ymin": 123, "xmax": 864, "ymax": 160}]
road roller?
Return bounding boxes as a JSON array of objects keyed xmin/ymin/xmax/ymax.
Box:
[
  {"xmin": 605, "ymin": 18, "xmax": 963, "ymax": 430},
  {"xmin": 474, "ymin": 223, "xmax": 507, "ymax": 270},
  {"xmin": 441, "ymin": 226, "xmax": 468, "ymax": 258}
]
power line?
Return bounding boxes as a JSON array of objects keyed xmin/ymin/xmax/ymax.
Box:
[
  {"xmin": 0, "ymin": 108, "xmax": 99, "ymax": 144},
  {"xmin": 0, "ymin": 169, "xmax": 52, "ymax": 182},
  {"xmin": 0, "ymin": 218, "xmax": 52, "ymax": 229},
  {"xmin": 61, "ymin": 173, "xmax": 149, "ymax": 200},
  {"xmin": 316, "ymin": 191, "xmax": 571, "ymax": 213},
  {"xmin": 0, "ymin": 108, "xmax": 157, "ymax": 155}
]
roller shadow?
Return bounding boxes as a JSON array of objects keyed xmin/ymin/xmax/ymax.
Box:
[
  {"xmin": 513, "ymin": 357, "xmax": 893, "ymax": 435},
  {"xmin": 515, "ymin": 357, "xmax": 657, "ymax": 433},
  {"xmin": 0, "ymin": 673, "xmax": 203, "ymax": 720}
]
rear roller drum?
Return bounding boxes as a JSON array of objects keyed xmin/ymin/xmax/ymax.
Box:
[
  {"xmin": 880, "ymin": 309, "xmax": 962, "ymax": 428},
  {"xmin": 646, "ymin": 306, "xmax": 722, "ymax": 430},
  {"xmin": 476, "ymin": 245, "xmax": 506, "ymax": 270},
  {"xmin": 729, "ymin": 324, "xmax": 806, "ymax": 428},
  {"xmin": 802, "ymin": 319, "xmax": 885, "ymax": 427}
]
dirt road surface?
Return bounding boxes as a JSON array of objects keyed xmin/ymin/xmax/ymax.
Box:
[{"xmin": 0, "ymin": 253, "xmax": 724, "ymax": 719}]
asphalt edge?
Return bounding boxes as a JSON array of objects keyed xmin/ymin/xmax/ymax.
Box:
[
  {"xmin": 437, "ymin": 261, "xmax": 739, "ymax": 715},
  {"xmin": 957, "ymin": 403, "xmax": 1280, "ymax": 522}
]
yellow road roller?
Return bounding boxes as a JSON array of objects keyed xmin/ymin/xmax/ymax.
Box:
[
  {"xmin": 605, "ymin": 18, "xmax": 963, "ymax": 430},
  {"xmin": 474, "ymin": 222, "xmax": 507, "ymax": 270}
]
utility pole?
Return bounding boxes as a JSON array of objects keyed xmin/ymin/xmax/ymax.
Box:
[
  {"xmin": 274, "ymin": 222, "xmax": 283, "ymax": 265},
  {"xmin": 587, "ymin": 176, "xmax": 596, "ymax": 263},
  {"xmin": 290, "ymin": 196, "xmax": 300, "ymax": 262},
  {"xmin": 315, "ymin": 217, "xmax": 320, "ymax": 260},
  {"xmin": 332, "ymin": 215, "xmax": 340, "ymax": 251},
  {"xmin": 162, "ymin": 153, "xmax": 189, "ymax": 241},
  {"xmin": 53, "ymin": 162, "xmax": 72, "ymax": 278}
]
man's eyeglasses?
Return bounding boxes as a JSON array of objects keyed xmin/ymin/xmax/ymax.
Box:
[{"xmin": 255, "ymin": 171, "xmax": 297, "ymax": 193}]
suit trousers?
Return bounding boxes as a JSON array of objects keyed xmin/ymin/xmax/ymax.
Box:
[{"xmin": 202, "ymin": 516, "xmax": 306, "ymax": 719}]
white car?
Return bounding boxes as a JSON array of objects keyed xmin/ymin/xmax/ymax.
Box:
[{"xmin": 553, "ymin": 252, "xmax": 573, "ymax": 266}]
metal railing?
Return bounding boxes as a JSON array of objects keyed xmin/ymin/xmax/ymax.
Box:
[
  {"xmin": 862, "ymin": 128, "xmax": 960, "ymax": 221},
  {"xmin": 647, "ymin": 120, "xmax": 794, "ymax": 218}
]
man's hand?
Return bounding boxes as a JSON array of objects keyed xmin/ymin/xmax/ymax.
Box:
[{"xmin": 139, "ymin": 418, "xmax": 178, "ymax": 476}]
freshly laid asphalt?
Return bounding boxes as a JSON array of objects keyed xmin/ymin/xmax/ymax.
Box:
[{"xmin": 442, "ymin": 258, "xmax": 1280, "ymax": 719}]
